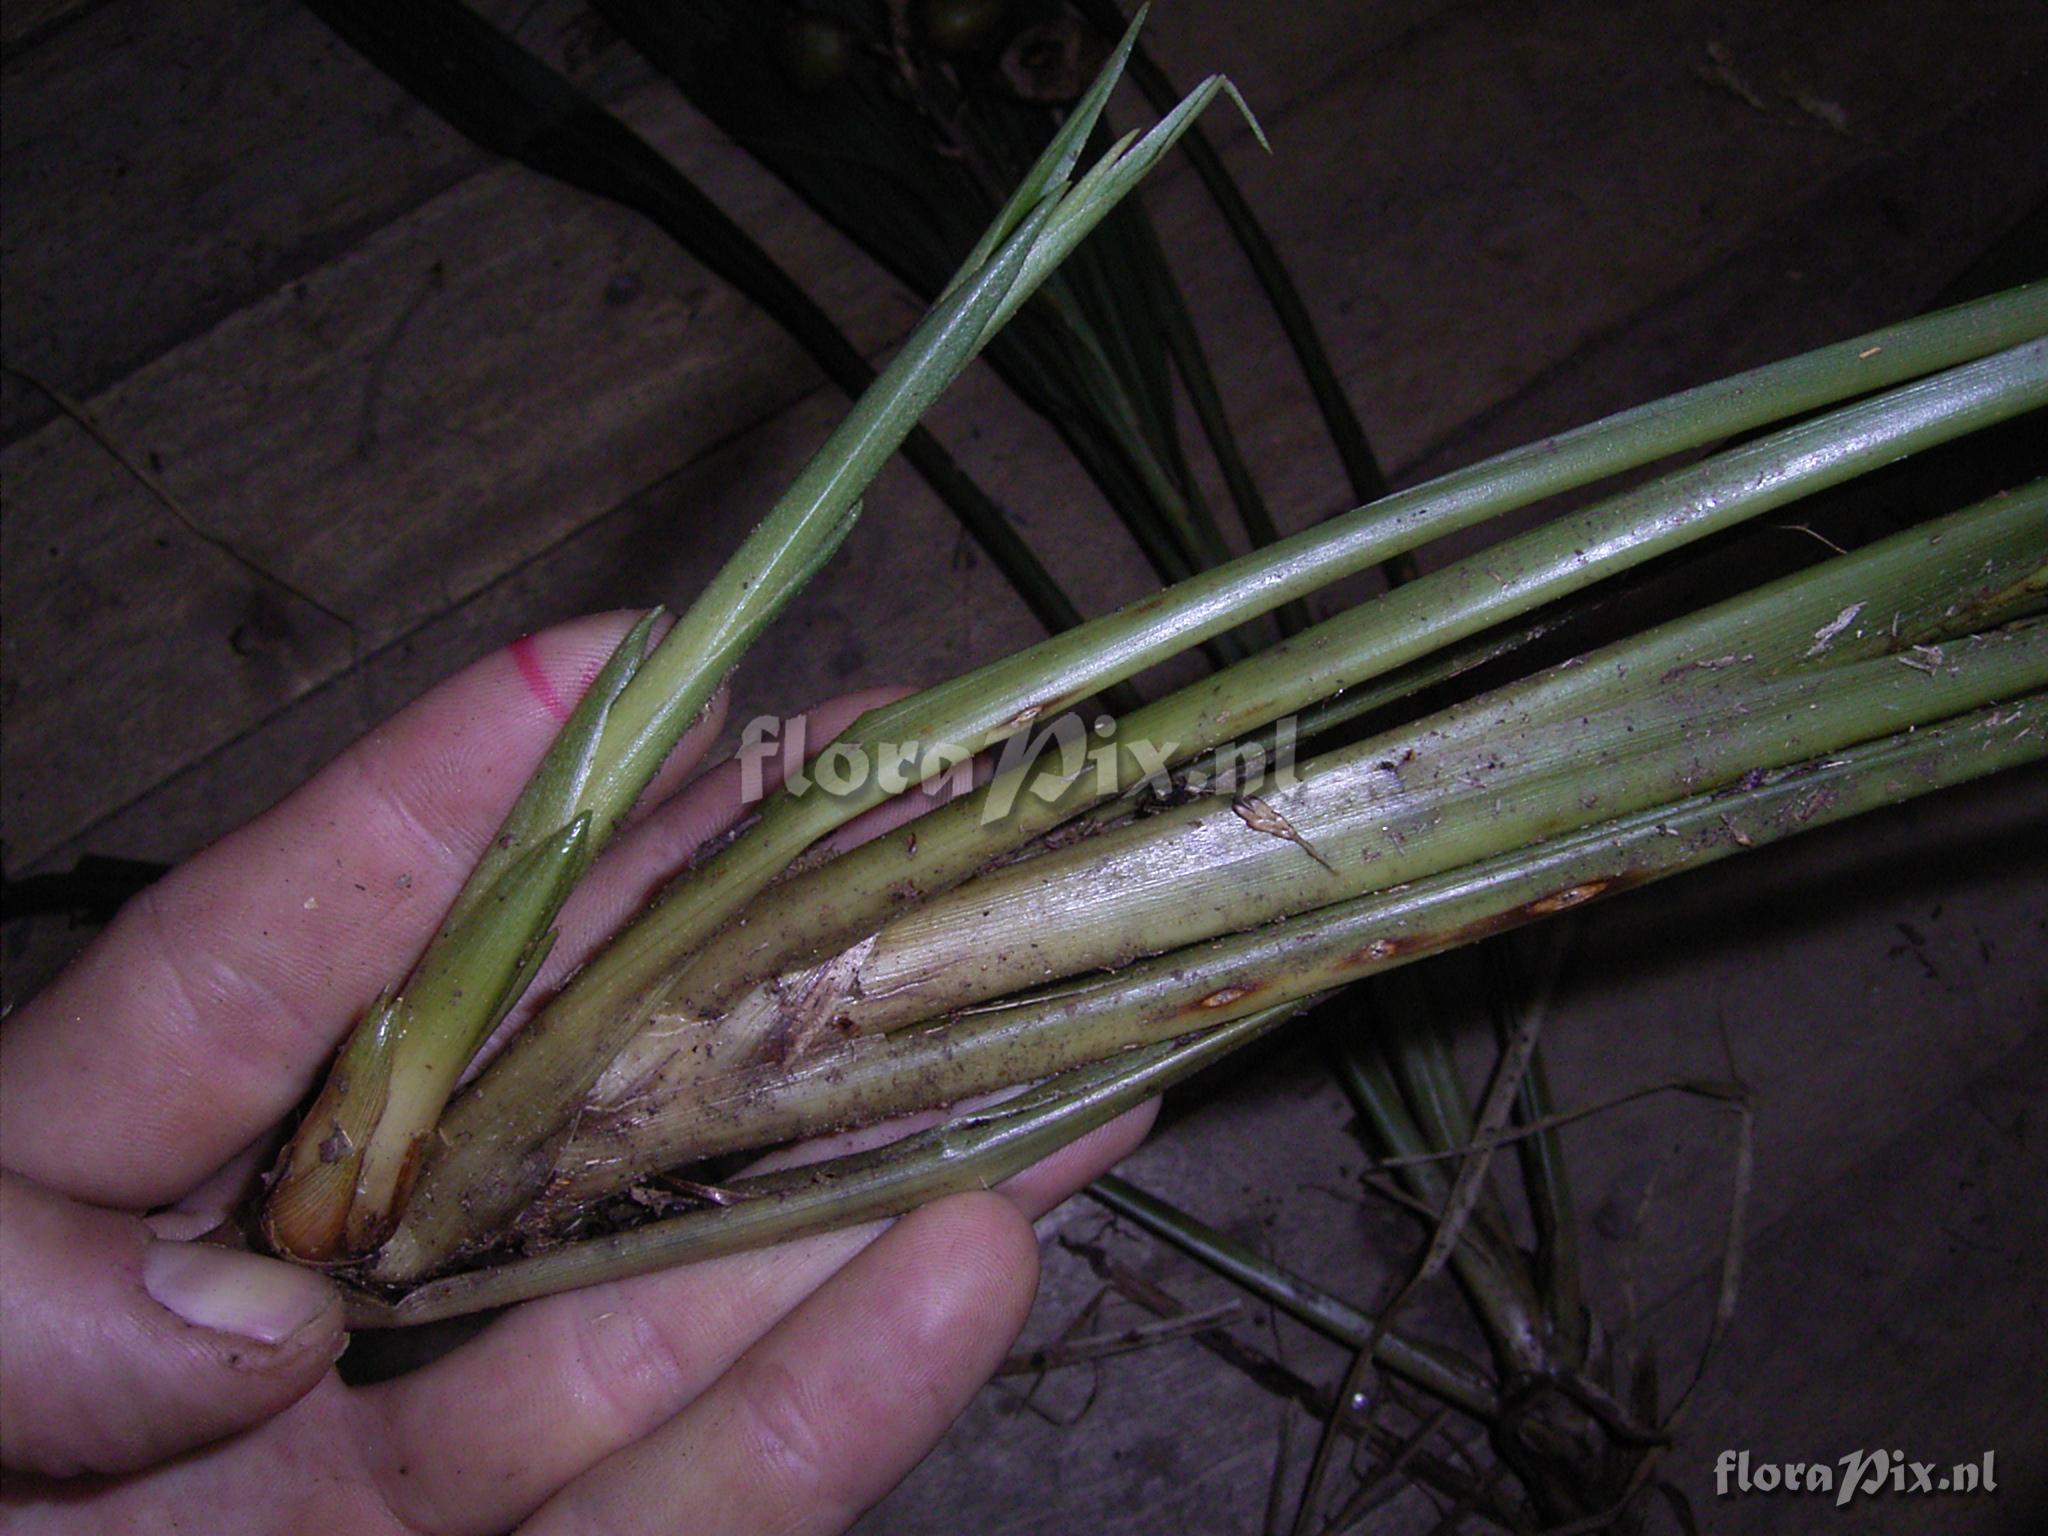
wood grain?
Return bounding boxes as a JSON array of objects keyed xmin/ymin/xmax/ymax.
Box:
[{"xmin": 9, "ymin": 0, "xmax": 2042, "ymax": 872}]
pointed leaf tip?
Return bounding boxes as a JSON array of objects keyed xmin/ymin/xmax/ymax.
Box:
[
  {"xmin": 948, "ymin": 0, "xmax": 1151, "ymax": 288},
  {"xmin": 1217, "ymin": 77, "xmax": 1270, "ymax": 153}
]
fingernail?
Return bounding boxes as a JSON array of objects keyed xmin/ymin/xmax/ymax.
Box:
[{"xmin": 143, "ymin": 1240, "xmax": 335, "ymax": 1346}]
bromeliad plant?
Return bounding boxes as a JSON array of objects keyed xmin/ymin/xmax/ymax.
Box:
[
  {"xmin": 262, "ymin": 11, "xmax": 1227, "ymax": 1261},
  {"xmin": 269, "ymin": 256, "xmax": 2048, "ymax": 1293},
  {"xmin": 261, "ymin": 26, "xmax": 2046, "ymax": 1524}
]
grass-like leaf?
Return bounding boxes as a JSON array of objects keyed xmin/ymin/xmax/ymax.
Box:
[{"xmin": 268, "ymin": 25, "xmax": 1216, "ymax": 1260}]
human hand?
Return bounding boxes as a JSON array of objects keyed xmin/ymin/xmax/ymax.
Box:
[{"xmin": 0, "ymin": 612, "xmax": 1153, "ymax": 1532}]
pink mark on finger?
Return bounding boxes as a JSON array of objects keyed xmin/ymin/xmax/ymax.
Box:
[{"xmin": 510, "ymin": 635, "xmax": 569, "ymax": 722}]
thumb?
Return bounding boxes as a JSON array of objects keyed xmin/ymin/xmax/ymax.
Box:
[{"xmin": 0, "ymin": 1171, "xmax": 344, "ymax": 1477}]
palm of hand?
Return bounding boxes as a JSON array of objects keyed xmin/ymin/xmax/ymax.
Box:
[{"xmin": 0, "ymin": 614, "xmax": 1149, "ymax": 1534}]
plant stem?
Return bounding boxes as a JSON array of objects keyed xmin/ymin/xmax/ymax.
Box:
[
  {"xmin": 1508, "ymin": 1021, "xmax": 1588, "ymax": 1369},
  {"xmin": 1373, "ymin": 977, "xmax": 1549, "ymax": 1372},
  {"xmin": 267, "ymin": 180, "xmax": 1056, "ymax": 1259},
  {"xmin": 351, "ymin": 997, "xmax": 1317, "ymax": 1323},
  {"xmin": 562, "ymin": 480, "xmax": 2039, "ymax": 1191},
  {"xmin": 729, "ymin": 478, "xmax": 2045, "ymax": 1036},
  {"xmin": 271, "ymin": 32, "xmax": 1237, "ymax": 1260},
  {"xmin": 535, "ymin": 668, "xmax": 2043, "ymax": 1214},
  {"xmin": 661, "ymin": 600, "xmax": 1589, "ymax": 1052},
  {"xmin": 380, "ymin": 307, "xmax": 2045, "ymax": 1276},
  {"xmin": 1088, "ymin": 1175, "xmax": 1501, "ymax": 1417},
  {"xmin": 378, "ymin": 696, "xmax": 2040, "ymax": 1298},
  {"xmin": 305, "ymin": 0, "xmax": 1112, "ymax": 654},
  {"xmin": 704, "ymin": 354, "xmax": 2047, "ymax": 1030}
]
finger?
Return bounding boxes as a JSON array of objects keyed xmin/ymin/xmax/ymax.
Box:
[
  {"xmin": 0, "ymin": 613, "xmax": 721, "ymax": 1208},
  {"xmin": 141, "ymin": 1134, "xmax": 279, "ymax": 1242},
  {"xmin": 520, "ymin": 1193, "xmax": 1038, "ymax": 1536},
  {"xmin": 1000, "ymin": 1098, "xmax": 1159, "ymax": 1218},
  {"xmin": 0, "ymin": 1171, "xmax": 344, "ymax": 1477},
  {"xmin": 362, "ymin": 1222, "xmax": 888, "ymax": 1535},
  {"xmin": 361, "ymin": 1099, "xmax": 1154, "ymax": 1534}
]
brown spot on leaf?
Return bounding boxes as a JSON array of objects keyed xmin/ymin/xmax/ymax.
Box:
[{"xmin": 1526, "ymin": 881, "xmax": 1609, "ymax": 914}]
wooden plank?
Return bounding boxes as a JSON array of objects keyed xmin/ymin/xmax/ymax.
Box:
[
  {"xmin": 0, "ymin": 415, "xmax": 353, "ymax": 870},
  {"xmin": 0, "ymin": 0, "xmax": 101, "ymax": 55},
  {"xmin": 0, "ymin": 0, "xmax": 1455, "ymax": 444},
  {"xmin": 0, "ymin": 96, "xmax": 915, "ymax": 866},
  {"xmin": 1, "ymin": 4, "xmax": 2041, "ymax": 1522},
  {"xmin": 18, "ymin": 358, "xmax": 1155, "ymax": 872},
  {"xmin": 82, "ymin": 134, "xmax": 894, "ymax": 639},
  {"xmin": 1654, "ymin": 1021, "xmax": 2048, "ymax": 1531},
  {"xmin": 0, "ymin": 0, "xmax": 643, "ymax": 442},
  {"xmin": 1547, "ymin": 763, "xmax": 2047, "ymax": 1322},
  {"xmin": 4, "ymin": 0, "xmax": 473, "ymax": 442},
  {"xmin": 20, "ymin": 42, "xmax": 2040, "ymax": 1373},
  {"xmin": 1143, "ymin": 0, "xmax": 2048, "ymax": 518},
  {"xmin": 1127, "ymin": 0, "xmax": 1458, "ymax": 147},
  {"xmin": 35, "ymin": 45, "xmax": 2037, "ymax": 881},
  {"xmin": 9, "ymin": 0, "xmax": 2040, "ymax": 871}
]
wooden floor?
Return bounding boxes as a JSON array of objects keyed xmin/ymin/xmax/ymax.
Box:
[{"xmin": 4, "ymin": 1, "xmax": 2045, "ymax": 1530}]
